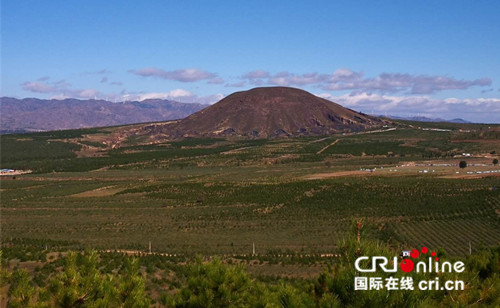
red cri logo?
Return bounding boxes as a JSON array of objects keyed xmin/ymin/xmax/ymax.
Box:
[{"xmin": 400, "ymin": 246, "xmax": 439, "ymax": 273}]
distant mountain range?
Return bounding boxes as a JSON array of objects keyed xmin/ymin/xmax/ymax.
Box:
[
  {"xmin": 0, "ymin": 94, "xmax": 472, "ymax": 135},
  {"xmin": 386, "ymin": 115, "xmax": 471, "ymax": 123},
  {"xmin": 0, "ymin": 97, "xmax": 207, "ymax": 133}
]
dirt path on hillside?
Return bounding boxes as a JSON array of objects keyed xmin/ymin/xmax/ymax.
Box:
[{"xmin": 317, "ymin": 139, "xmax": 340, "ymax": 154}]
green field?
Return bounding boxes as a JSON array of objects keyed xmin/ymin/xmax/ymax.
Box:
[
  {"xmin": 1, "ymin": 123, "xmax": 499, "ymax": 255},
  {"xmin": 2, "ymin": 170, "xmax": 499, "ymax": 255},
  {"xmin": 1, "ymin": 122, "xmax": 499, "ymax": 306}
]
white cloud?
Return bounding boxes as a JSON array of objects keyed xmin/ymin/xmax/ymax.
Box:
[
  {"xmin": 131, "ymin": 89, "xmax": 193, "ymax": 101},
  {"xmin": 225, "ymin": 81, "xmax": 246, "ymax": 87},
  {"xmin": 80, "ymin": 69, "xmax": 111, "ymax": 76},
  {"xmin": 207, "ymin": 77, "xmax": 225, "ymax": 84},
  {"xmin": 168, "ymin": 89, "xmax": 193, "ymax": 98},
  {"xmin": 21, "ymin": 75, "xmax": 223, "ymax": 105},
  {"xmin": 317, "ymin": 92, "xmax": 500, "ymax": 123},
  {"xmin": 242, "ymin": 70, "xmax": 270, "ymax": 79},
  {"xmin": 196, "ymin": 93, "xmax": 224, "ymax": 105},
  {"xmin": 121, "ymin": 89, "xmax": 223, "ymax": 105},
  {"xmin": 22, "ymin": 79, "xmax": 102, "ymax": 99},
  {"xmin": 21, "ymin": 81, "xmax": 57, "ymax": 93},
  {"xmin": 129, "ymin": 67, "xmax": 219, "ymax": 83},
  {"xmin": 77, "ymin": 89, "xmax": 100, "ymax": 99},
  {"xmin": 49, "ymin": 94, "xmax": 70, "ymax": 100},
  {"xmin": 238, "ymin": 68, "xmax": 491, "ymax": 94}
]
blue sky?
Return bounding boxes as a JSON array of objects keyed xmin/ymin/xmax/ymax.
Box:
[{"xmin": 2, "ymin": 0, "xmax": 499, "ymax": 122}]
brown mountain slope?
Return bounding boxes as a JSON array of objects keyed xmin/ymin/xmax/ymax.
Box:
[{"xmin": 161, "ymin": 87, "xmax": 388, "ymax": 138}]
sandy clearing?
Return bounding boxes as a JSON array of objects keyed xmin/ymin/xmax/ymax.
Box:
[
  {"xmin": 221, "ymin": 146, "xmax": 255, "ymax": 155},
  {"xmin": 70, "ymin": 186, "xmax": 124, "ymax": 197},
  {"xmin": 302, "ymin": 170, "xmax": 375, "ymax": 180}
]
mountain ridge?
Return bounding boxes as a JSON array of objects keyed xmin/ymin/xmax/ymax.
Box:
[
  {"xmin": 386, "ymin": 115, "xmax": 472, "ymax": 123},
  {"xmin": 0, "ymin": 97, "xmax": 207, "ymax": 133}
]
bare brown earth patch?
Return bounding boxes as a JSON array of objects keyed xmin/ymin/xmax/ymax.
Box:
[
  {"xmin": 440, "ymin": 173, "xmax": 500, "ymax": 179},
  {"xmin": 302, "ymin": 170, "xmax": 375, "ymax": 180},
  {"xmin": 401, "ymin": 138, "xmax": 425, "ymax": 147},
  {"xmin": 452, "ymin": 139, "xmax": 500, "ymax": 143},
  {"xmin": 70, "ymin": 186, "xmax": 125, "ymax": 197}
]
